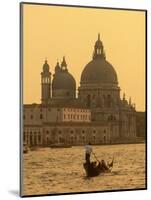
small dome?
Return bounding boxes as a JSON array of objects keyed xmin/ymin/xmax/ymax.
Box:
[
  {"xmin": 52, "ymin": 70, "xmax": 76, "ymax": 90},
  {"xmin": 81, "ymin": 58, "xmax": 118, "ymax": 84},
  {"xmin": 52, "ymin": 57, "xmax": 76, "ymax": 90}
]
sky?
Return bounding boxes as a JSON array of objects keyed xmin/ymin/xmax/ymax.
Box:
[{"xmin": 23, "ymin": 4, "xmax": 146, "ymax": 111}]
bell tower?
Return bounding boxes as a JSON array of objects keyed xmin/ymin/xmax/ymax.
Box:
[{"xmin": 41, "ymin": 59, "xmax": 51, "ymax": 104}]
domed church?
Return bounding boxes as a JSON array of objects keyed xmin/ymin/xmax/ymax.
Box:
[{"xmin": 23, "ymin": 34, "xmax": 137, "ymax": 147}]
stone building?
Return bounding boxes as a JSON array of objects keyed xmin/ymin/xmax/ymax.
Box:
[
  {"xmin": 136, "ymin": 111, "xmax": 146, "ymax": 138},
  {"xmin": 23, "ymin": 34, "xmax": 137, "ymax": 147}
]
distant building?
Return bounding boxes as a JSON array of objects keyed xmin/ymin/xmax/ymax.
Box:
[
  {"xmin": 136, "ymin": 112, "xmax": 146, "ymax": 138},
  {"xmin": 24, "ymin": 105, "xmax": 91, "ymax": 124},
  {"xmin": 23, "ymin": 34, "xmax": 137, "ymax": 147}
]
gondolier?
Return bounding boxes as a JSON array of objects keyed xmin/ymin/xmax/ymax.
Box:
[{"xmin": 85, "ymin": 142, "xmax": 92, "ymax": 163}]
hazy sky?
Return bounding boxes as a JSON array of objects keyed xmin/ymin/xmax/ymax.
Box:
[{"xmin": 23, "ymin": 4, "xmax": 146, "ymax": 111}]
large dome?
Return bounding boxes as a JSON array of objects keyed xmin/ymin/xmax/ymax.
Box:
[
  {"xmin": 52, "ymin": 71, "xmax": 76, "ymax": 90},
  {"xmin": 81, "ymin": 58, "xmax": 118, "ymax": 84}
]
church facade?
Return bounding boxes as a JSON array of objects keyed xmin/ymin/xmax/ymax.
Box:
[{"xmin": 23, "ymin": 34, "xmax": 136, "ymax": 147}]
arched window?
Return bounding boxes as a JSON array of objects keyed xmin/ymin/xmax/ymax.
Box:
[
  {"xmin": 34, "ymin": 132, "xmax": 37, "ymax": 145},
  {"xmin": 59, "ymin": 137, "xmax": 62, "ymax": 143},
  {"xmin": 93, "ymin": 135, "xmax": 96, "ymax": 141},
  {"xmin": 93, "ymin": 95, "xmax": 95, "ymax": 99},
  {"xmin": 108, "ymin": 116, "xmax": 111, "ymax": 121},
  {"xmin": 30, "ymin": 131, "xmax": 33, "ymax": 146},
  {"xmin": 70, "ymin": 136, "xmax": 74, "ymax": 144},
  {"xmin": 40, "ymin": 114, "xmax": 43, "ymax": 119},
  {"xmin": 66, "ymin": 91, "xmax": 70, "ymax": 96},
  {"xmin": 38, "ymin": 132, "xmax": 41, "ymax": 144},
  {"xmin": 82, "ymin": 136, "xmax": 85, "ymax": 141},
  {"xmin": 103, "ymin": 135, "xmax": 106, "ymax": 143},
  {"xmin": 46, "ymin": 137, "xmax": 49, "ymax": 145}
]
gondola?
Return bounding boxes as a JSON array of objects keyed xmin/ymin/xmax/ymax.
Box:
[{"xmin": 83, "ymin": 158, "xmax": 114, "ymax": 177}]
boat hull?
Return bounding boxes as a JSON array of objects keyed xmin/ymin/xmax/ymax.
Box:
[{"xmin": 83, "ymin": 162, "xmax": 111, "ymax": 177}]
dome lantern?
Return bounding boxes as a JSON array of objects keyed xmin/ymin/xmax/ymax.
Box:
[
  {"xmin": 43, "ymin": 59, "xmax": 50, "ymax": 73},
  {"xmin": 61, "ymin": 56, "xmax": 68, "ymax": 71},
  {"xmin": 93, "ymin": 33, "xmax": 105, "ymax": 60},
  {"xmin": 55, "ymin": 61, "xmax": 61, "ymax": 73}
]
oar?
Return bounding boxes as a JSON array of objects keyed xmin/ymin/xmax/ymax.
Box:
[
  {"xmin": 92, "ymin": 152, "xmax": 100, "ymax": 163},
  {"xmin": 108, "ymin": 156, "xmax": 114, "ymax": 168}
]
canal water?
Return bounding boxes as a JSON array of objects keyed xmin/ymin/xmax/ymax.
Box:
[{"xmin": 22, "ymin": 143, "xmax": 146, "ymax": 196}]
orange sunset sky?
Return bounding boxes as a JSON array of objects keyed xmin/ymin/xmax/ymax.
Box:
[{"xmin": 23, "ymin": 4, "xmax": 146, "ymax": 111}]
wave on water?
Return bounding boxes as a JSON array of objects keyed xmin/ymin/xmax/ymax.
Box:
[{"xmin": 23, "ymin": 143, "xmax": 146, "ymax": 196}]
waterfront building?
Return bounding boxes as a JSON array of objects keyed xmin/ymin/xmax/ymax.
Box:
[{"xmin": 23, "ymin": 34, "xmax": 137, "ymax": 146}]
